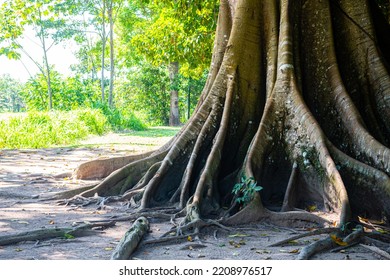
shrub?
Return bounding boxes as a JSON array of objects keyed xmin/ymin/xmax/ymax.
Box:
[{"xmin": 0, "ymin": 109, "xmax": 109, "ymax": 148}]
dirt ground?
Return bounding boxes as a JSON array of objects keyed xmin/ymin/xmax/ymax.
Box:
[{"xmin": 0, "ymin": 132, "xmax": 384, "ymax": 260}]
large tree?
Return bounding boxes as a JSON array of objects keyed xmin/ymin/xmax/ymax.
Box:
[
  {"xmin": 58, "ymin": 0, "xmax": 390, "ymax": 258},
  {"xmin": 119, "ymin": 0, "xmax": 217, "ymax": 126}
]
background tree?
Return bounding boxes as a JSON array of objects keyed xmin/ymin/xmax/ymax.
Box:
[
  {"xmin": 73, "ymin": 0, "xmax": 123, "ymax": 106},
  {"xmin": 20, "ymin": 70, "xmax": 100, "ymax": 111},
  {"xmin": 0, "ymin": 74, "xmax": 23, "ymax": 112},
  {"xmin": 0, "ymin": 0, "xmax": 76, "ymax": 110},
  {"xmin": 118, "ymin": 0, "xmax": 218, "ymax": 126}
]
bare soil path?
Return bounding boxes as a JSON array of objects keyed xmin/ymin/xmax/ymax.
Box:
[{"xmin": 0, "ymin": 131, "xmax": 380, "ymax": 260}]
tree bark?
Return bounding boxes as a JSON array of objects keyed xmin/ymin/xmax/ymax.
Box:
[
  {"xmin": 67, "ymin": 0, "xmax": 390, "ymax": 231},
  {"xmin": 169, "ymin": 61, "xmax": 180, "ymax": 126}
]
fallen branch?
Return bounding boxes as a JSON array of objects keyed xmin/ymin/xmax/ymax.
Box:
[
  {"xmin": 269, "ymin": 228, "xmax": 336, "ymax": 247},
  {"xmin": 110, "ymin": 217, "xmax": 149, "ymax": 260},
  {"xmin": 360, "ymin": 244, "xmax": 390, "ymax": 260},
  {"xmin": 297, "ymin": 226, "xmax": 364, "ymax": 260},
  {"xmin": 142, "ymin": 234, "xmax": 193, "ymax": 246},
  {"xmin": 0, "ymin": 221, "xmax": 115, "ymax": 246}
]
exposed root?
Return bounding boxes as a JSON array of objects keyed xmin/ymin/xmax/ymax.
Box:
[
  {"xmin": 297, "ymin": 225, "xmax": 364, "ymax": 260},
  {"xmin": 224, "ymin": 196, "xmax": 330, "ymax": 228},
  {"xmin": 110, "ymin": 217, "xmax": 149, "ymax": 260},
  {"xmin": 269, "ymin": 228, "xmax": 336, "ymax": 247},
  {"xmin": 359, "ymin": 244, "xmax": 390, "ymax": 260},
  {"xmin": 141, "ymin": 233, "xmax": 193, "ymax": 246},
  {"xmin": 281, "ymin": 162, "xmax": 299, "ymax": 212},
  {"xmin": 57, "ymin": 193, "xmax": 113, "ymax": 207},
  {"xmin": 73, "ymin": 151, "xmax": 154, "ymax": 180},
  {"xmin": 38, "ymin": 184, "xmax": 98, "ymax": 201},
  {"xmin": 0, "ymin": 221, "xmax": 115, "ymax": 246}
]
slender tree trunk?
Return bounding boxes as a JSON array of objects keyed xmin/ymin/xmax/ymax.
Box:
[
  {"xmin": 43, "ymin": 46, "xmax": 52, "ymax": 111},
  {"xmin": 169, "ymin": 61, "xmax": 180, "ymax": 126},
  {"xmin": 38, "ymin": 9, "xmax": 52, "ymax": 110},
  {"xmin": 101, "ymin": 0, "xmax": 107, "ymax": 103},
  {"xmin": 108, "ymin": 0, "xmax": 115, "ymax": 108}
]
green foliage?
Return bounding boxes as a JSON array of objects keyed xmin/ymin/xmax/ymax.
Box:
[
  {"xmin": 178, "ymin": 72, "xmax": 208, "ymax": 122},
  {"xmin": 0, "ymin": 74, "xmax": 24, "ymax": 112},
  {"xmin": 93, "ymin": 102, "xmax": 147, "ymax": 131},
  {"xmin": 114, "ymin": 63, "xmax": 206, "ymax": 126},
  {"xmin": 20, "ymin": 71, "xmax": 100, "ymax": 111},
  {"xmin": 232, "ymin": 176, "xmax": 263, "ymax": 206},
  {"xmin": 0, "ymin": 109, "xmax": 108, "ymax": 149},
  {"xmin": 118, "ymin": 0, "xmax": 218, "ymax": 77}
]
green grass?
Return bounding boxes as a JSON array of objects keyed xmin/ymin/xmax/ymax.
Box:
[
  {"xmin": 0, "ymin": 110, "xmax": 179, "ymax": 149},
  {"xmin": 120, "ymin": 126, "xmax": 181, "ymax": 138},
  {"xmin": 0, "ymin": 109, "xmax": 109, "ymax": 149}
]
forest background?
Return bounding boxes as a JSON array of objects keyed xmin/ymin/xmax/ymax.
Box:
[{"xmin": 0, "ymin": 0, "xmax": 220, "ymax": 149}]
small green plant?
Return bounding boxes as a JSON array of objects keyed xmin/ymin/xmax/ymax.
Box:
[{"xmin": 232, "ymin": 175, "xmax": 263, "ymax": 205}]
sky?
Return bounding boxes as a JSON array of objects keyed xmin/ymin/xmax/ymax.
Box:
[{"xmin": 0, "ymin": 27, "xmax": 78, "ymax": 82}]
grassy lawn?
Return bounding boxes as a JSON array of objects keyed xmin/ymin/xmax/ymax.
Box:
[
  {"xmin": 121, "ymin": 126, "xmax": 181, "ymax": 138},
  {"xmin": 0, "ymin": 112, "xmax": 181, "ymax": 149}
]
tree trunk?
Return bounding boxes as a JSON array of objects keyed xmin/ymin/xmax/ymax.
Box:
[
  {"xmin": 101, "ymin": 0, "xmax": 107, "ymax": 103},
  {"xmin": 168, "ymin": 61, "xmax": 180, "ymax": 126},
  {"xmin": 108, "ymin": 0, "xmax": 115, "ymax": 108},
  {"xmin": 43, "ymin": 48, "xmax": 53, "ymax": 111},
  {"xmin": 70, "ymin": 0, "xmax": 390, "ymax": 230},
  {"xmin": 38, "ymin": 8, "xmax": 53, "ymax": 110}
]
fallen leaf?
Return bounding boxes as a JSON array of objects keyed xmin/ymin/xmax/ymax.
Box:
[
  {"xmin": 49, "ymin": 220, "xmax": 55, "ymax": 225},
  {"xmin": 187, "ymin": 236, "xmax": 193, "ymax": 242},
  {"xmin": 256, "ymin": 250, "xmax": 271, "ymax": 254},
  {"xmin": 229, "ymin": 240, "xmax": 246, "ymax": 248},
  {"xmin": 376, "ymin": 228, "xmax": 390, "ymax": 234},
  {"xmin": 330, "ymin": 234, "xmax": 348, "ymax": 246},
  {"xmin": 289, "ymin": 249, "xmax": 300, "ymax": 254},
  {"xmin": 288, "ymin": 240, "xmax": 299, "ymax": 244},
  {"xmin": 15, "ymin": 248, "xmax": 23, "ymax": 252},
  {"xmin": 229, "ymin": 240, "xmax": 240, "ymax": 248},
  {"xmin": 104, "ymin": 247, "xmax": 113, "ymax": 251},
  {"xmin": 358, "ymin": 216, "xmax": 386, "ymax": 225},
  {"xmin": 307, "ymin": 205, "xmax": 317, "ymax": 212},
  {"xmin": 63, "ymin": 233, "xmax": 75, "ymax": 239}
]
